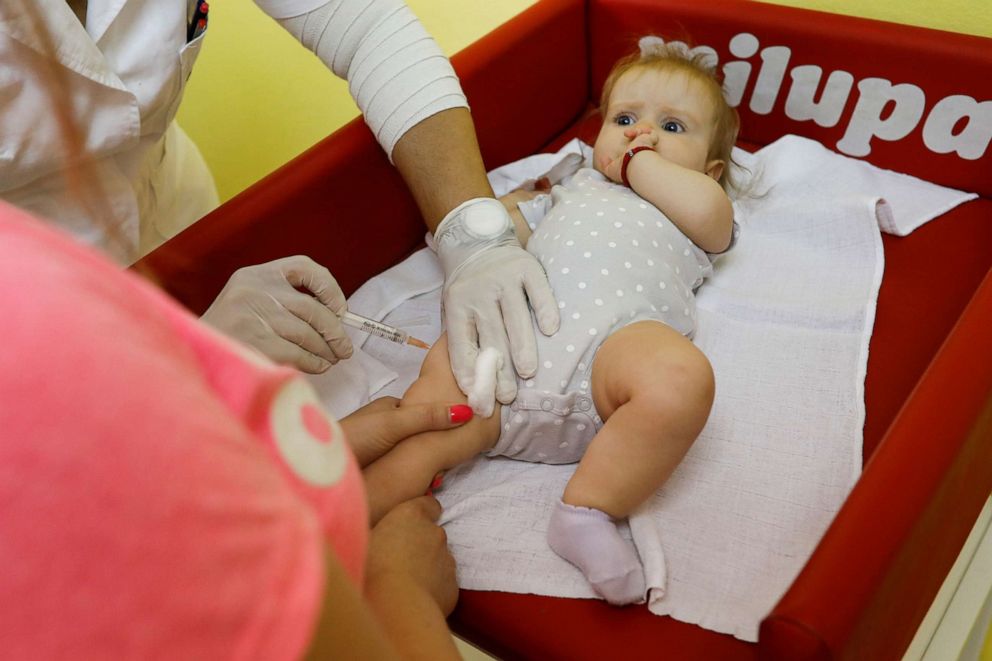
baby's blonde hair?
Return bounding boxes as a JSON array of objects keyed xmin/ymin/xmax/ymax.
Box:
[{"xmin": 599, "ymin": 40, "xmax": 741, "ymax": 190}]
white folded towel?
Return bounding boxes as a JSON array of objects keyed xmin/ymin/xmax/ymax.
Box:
[{"xmin": 312, "ymin": 135, "xmax": 976, "ymax": 641}]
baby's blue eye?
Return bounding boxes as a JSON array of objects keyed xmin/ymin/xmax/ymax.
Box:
[
  {"xmin": 615, "ymin": 114, "xmax": 634, "ymax": 126},
  {"xmin": 662, "ymin": 121, "xmax": 684, "ymax": 133}
]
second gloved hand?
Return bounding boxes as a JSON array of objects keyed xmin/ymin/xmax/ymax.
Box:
[
  {"xmin": 434, "ymin": 198, "xmax": 560, "ymax": 404},
  {"xmin": 201, "ymin": 256, "xmax": 353, "ymax": 373}
]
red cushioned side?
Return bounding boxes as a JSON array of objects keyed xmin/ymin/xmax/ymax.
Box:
[
  {"xmin": 452, "ymin": 590, "xmax": 758, "ymax": 661},
  {"xmin": 763, "ymin": 270, "xmax": 992, "ymax": 660},
  {"xmin": 865, "ymin": 202, "xmax": 992, "ymax": 456},
  {"xmin": 589, "ymin": 0, "xmax": 992, "ymax": 197},
  {"xmin": 137, "ymin": 119, "xmax": 421, "ymax": 314}
]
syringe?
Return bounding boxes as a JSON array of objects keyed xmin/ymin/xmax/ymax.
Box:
[{"xmin": 340, "ymin": 311, "xmax": 430, "ymax": 350}]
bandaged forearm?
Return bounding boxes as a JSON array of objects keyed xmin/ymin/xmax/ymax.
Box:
[{"xmin": 259, "ymin": 0, "xmax": 469, "ymax": 160}]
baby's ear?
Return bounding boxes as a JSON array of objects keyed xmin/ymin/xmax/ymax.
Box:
[{"xmin": 705, "ymin": 159, "xmax": 725, "ymax": 183}]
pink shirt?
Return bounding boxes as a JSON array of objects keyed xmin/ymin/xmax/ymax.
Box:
[{"xmin": 0, "ymin": 202, "xmax": 367, "ymax": 659}]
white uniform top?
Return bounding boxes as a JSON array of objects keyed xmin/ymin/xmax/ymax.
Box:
[
  {"xmin": 0, "ymin": 0, "xmax": 467, "ymax": 263},
  {"xmin": 0, "ymin": 0, "xmax": 217, "ymax": 262}
]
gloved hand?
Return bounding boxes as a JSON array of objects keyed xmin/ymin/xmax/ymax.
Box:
[
  {"xmin": 434, "ymin": 198, "xmax": 560, "ymax": 403},
  {"xmin": 201, "ymin": 256, "xmax": 353, "ymax": 373}
]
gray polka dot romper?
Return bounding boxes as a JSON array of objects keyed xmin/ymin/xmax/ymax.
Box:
[{"xmin": 488, "ymin": 167, "xmax": 735, "ymax": 464}]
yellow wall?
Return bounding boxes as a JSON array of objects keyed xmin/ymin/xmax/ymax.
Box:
[
  {"xmin": 177, "ymin": 0, "xmax": 991, "ymax": 203},
  {"xmin": 759, "ymin": 0, "xmax": 991, "ymax": 39}
]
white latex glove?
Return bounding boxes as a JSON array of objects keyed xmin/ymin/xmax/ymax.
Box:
[
  {"xmin": 201, "ymin": 256, "xmax": 353, "ymax": 373},
  {"xmin": 434, "ymin": 198, "xmax": 560, "ymax": 403}
]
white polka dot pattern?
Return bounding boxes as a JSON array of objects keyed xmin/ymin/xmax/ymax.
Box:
[{"xmin": 491, "ymin": 167, "xmax": 720, "ymax": 464}]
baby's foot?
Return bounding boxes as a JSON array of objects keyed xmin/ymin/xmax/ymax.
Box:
[{"xmin": 547, "ymin": 500, "xmax": 645, "ymax": 605}]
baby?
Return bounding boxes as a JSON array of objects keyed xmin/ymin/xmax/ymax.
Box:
[{"xmin": 362, "ymin": 38, "xmax": 740, "ymax": 605}]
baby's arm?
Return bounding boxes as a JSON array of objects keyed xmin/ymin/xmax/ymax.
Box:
[
  {"xmin": 604, "ymin": 134, "xmax": 733, "ymax": 253},
  {"xmin": 498, "ymin": 178, "xmax": 551, "ymax": 246}
]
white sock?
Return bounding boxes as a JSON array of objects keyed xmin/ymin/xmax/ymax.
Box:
[{"xmin": 547, "ymin": 500, "xmax": 646, "ymax": 605}]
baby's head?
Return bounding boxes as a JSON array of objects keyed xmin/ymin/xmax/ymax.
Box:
[{"xmin": 594, "ymin": 39, "xmax": 740, "ymax": 188}]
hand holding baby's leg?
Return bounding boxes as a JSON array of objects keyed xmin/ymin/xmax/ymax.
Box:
[
  {"xmin": 363, "ymin": 335, "xmax": 502, "ymax": 524},
  {"xmin": 551, "ymin": 321, "xmax": 714, "ymax": 605}
]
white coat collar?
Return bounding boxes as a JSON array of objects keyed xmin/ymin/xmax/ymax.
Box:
[
  {"xmin": 85, "ymin": 0, "xmax": 128, "ymax": 44},
  {"xmin": 0, "ymin": 0, "xmax": 128, "ymax": 93}
]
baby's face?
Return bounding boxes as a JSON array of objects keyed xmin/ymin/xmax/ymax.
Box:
[{"xmin": 594, "ymin": 67, "xmax": 721, "ymax": 180}]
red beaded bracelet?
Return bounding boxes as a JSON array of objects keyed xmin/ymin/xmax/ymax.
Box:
[{"xmin": 620, "ymin": 146, "xmax": 654, "ymax": 187}]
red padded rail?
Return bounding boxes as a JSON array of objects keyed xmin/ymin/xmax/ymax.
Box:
[
  {"xmin": 762, "ymin": 269, "xmax": 992, "ymax": 660},
  {"xmin": 138, "ymin": 118, "xmax": 421, "ymax": 314},
  {"xmin": 865, "ymin": 205, "xmax": 992, "ymax": 457}
]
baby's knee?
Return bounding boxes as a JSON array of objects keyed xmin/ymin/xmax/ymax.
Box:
[{"xmin": 638, "ymin": 345, "xmax": 714, "ymax": 418}]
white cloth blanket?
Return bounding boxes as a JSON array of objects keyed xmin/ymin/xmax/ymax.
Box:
[{"xmin": 310, "ymin": 135, "xmax": 976, "ymax": 641}]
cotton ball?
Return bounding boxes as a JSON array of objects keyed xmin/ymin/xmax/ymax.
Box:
[{"xmin": 468, "ymin": 347, "xmax": 502, "ymax": 418}]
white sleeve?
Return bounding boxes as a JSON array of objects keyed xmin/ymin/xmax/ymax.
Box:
[
  {"xmin": 253, "ymin": 0, "xmax": 330, "ymax": 18},
  {"xmin": 255, "ymin": 0, "xmax": 469, "ymax": 161}
]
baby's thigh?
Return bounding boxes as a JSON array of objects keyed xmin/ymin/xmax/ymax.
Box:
[{"xmin": 590, "ymin": 321, "xmax": 714, "ymax": 421}]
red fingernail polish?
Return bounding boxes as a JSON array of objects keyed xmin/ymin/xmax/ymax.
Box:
[
  {"xmin": 449, "ymin": 404, "xmax": 473, "ymax": 424},
  {"xmin": 425, "ymin": 472, "xmax": 445, "ymax": 496}
]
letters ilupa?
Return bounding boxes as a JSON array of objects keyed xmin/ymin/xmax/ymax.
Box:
[{"xmin": 708, "ymin": 32, "xmax": 992, "ymax": 161}]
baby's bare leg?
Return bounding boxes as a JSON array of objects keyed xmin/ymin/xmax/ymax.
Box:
[
  {"xmin": 548, "ymin": 321, "xmax": 714, "ymax": 605},
  {"xmin": 566, "ymin": 321, "xmax": 714, "ymax": 516},
  {"xmin": 363, "ymin": 336, "xmax": 501, "ymax": 524}
]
